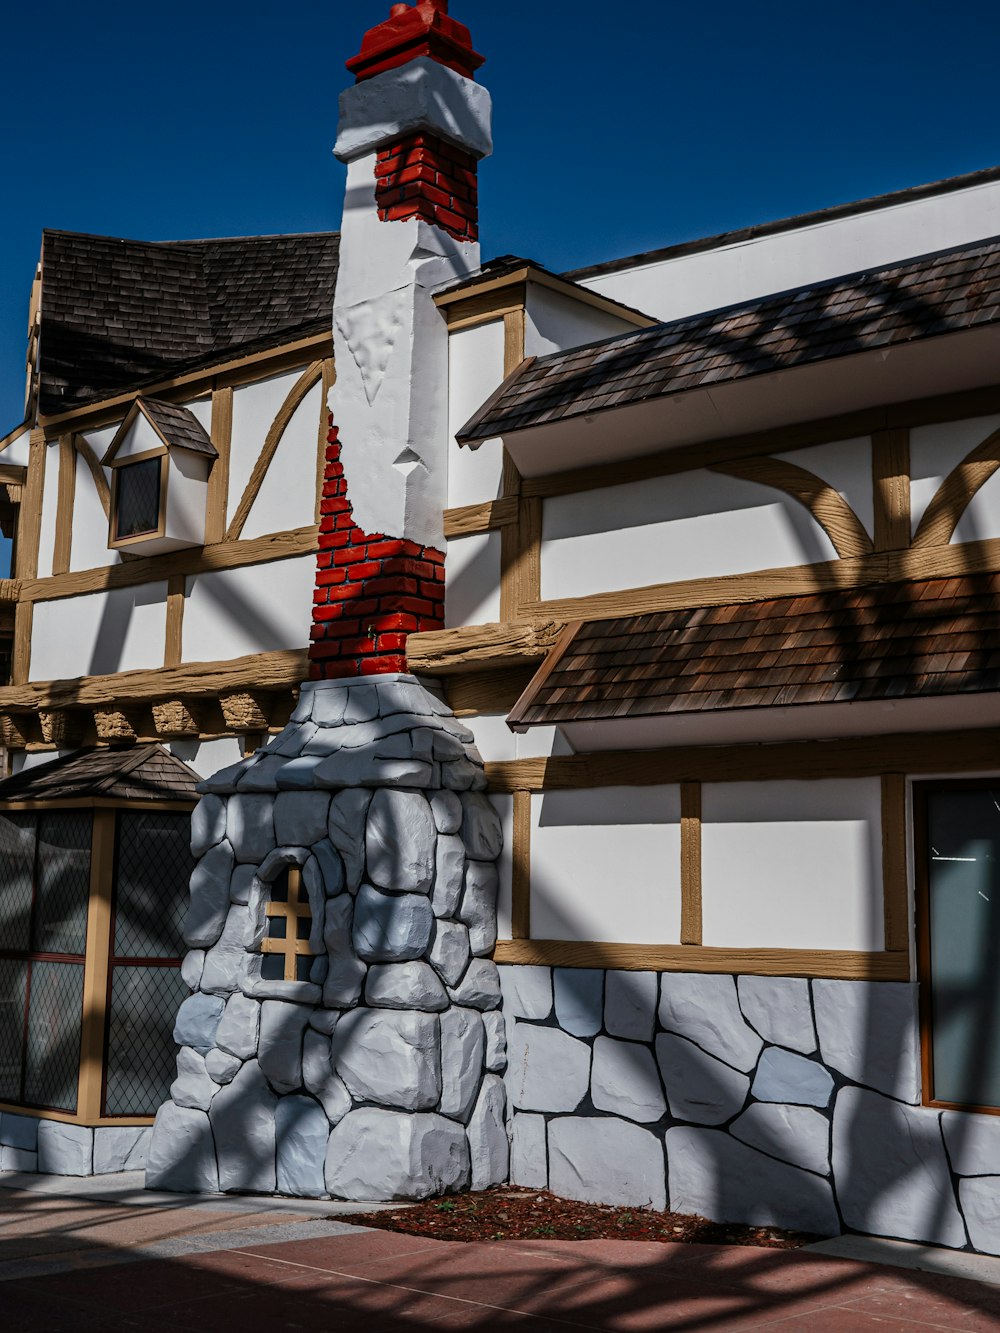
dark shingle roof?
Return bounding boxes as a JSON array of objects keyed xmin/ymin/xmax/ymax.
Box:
[
  {"xmin": 459, "ymin": 234, "xmax": 1000, "ymax": 444},
  {"xmin": 509, "ymin": 573, "xmax": 1000, "ymax": 729},
  {"xmin": 130, "ymin": 399, "xmax": 217, "ymax": 460},
  {"xmin": 0, "ymin": 744, "xmax": 200, "ymax": 803},
  {"xmin": 39, "ymin": 230, "xmax": 340, "ymax": 415}
]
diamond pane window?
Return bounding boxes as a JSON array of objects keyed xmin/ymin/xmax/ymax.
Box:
[
  {"xmin": 114, "ymin": 812, "xmax": 193, "ymax": 958},
  {"xmin": 0, "ymin": 959, "xmax": 27, "ymax": 1102},
  {"xmin": 0, "ymin": 813, "xmax": 35, "ymax": 951},
  {"xmin": 104, "ymin": 965, "xmax": 189, "ymax": 1116},
  {"xmin": 34, "ymin": 812, "xmax": 92, "ymax": 956},
  {"xmin": 114, "ymin": 458, "xmax": 161, "ymax": 539},
  {"xmin": 22, "ymin": 961, "xmax": 84, "ymax": 1112}
]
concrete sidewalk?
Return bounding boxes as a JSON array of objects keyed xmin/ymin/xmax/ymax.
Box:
[{"xmin": 3, "ymin": 1173, "xmax": 1000, "ymax": 1330}]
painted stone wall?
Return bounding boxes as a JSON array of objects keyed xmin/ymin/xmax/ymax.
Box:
[
  {"xmin": 501, "ymin": 965, "xmax": 1000, "ymax": 1257},
  {"xmin": 147, "ymin": 673, "xmax": 508, "ymax": 1201},
  {"xmin": 0, "ymin": 1114, "xmax": 149, "ymax": 1177}
]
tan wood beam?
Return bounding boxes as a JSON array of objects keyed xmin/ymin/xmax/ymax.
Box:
[
  {"xmin": 72, "ymin": 434, "xmax": 111, "ymax": 520},
  {"xmin": 315, "ymin": 359, "xmax": 336, "ymax": 525},
  {"xmin": 680, "ymin": 782, "xmax": 702, "ymax": 946},
  {"xmin": 38, "ymin": 708, "xmax": 86, "ymax": 748},
  {"xmin": 151, "ymin": 699, "xmax": 204, "ymax": 738},
  {"xmin": 912, "ymin": 422, "xmax": 1000, "ymax": 549},
  {"xmin": 443, "ymin": 667, "xmax": 537, "ymax": 717},
  {"xmin": 511, "ymin": 790, "xmax": 531, "ymax": 940},
  {"xmin": 205, "ymin": 387, "xmax": 233, "ymax": 545},
  {"xmin": 493, "ymin": 939, "xmax": 910, "ymax": 980},
  {"xmin": 872, "ymin": 428, "xmax": 911, "ymax": 552},
  {"xmin": 11, "ymin": 603, "xmax": 32, "ymax": 687},
  {"xmin": 408, "ymin": 620, "xmax": 565, "ymax": 675},
  {"xmin": 93, "ymin": 707, "xmax": 140, "ymax": 742},
  {"xmin": 443, "ymin": 497, "xmax": 519, "ymax": 539},
  {"xmin": 435, "ymin": 266, "xmax": 655, "ymax": 329},
  {"xmin": 219, "ymin": 690, "xmax": 273, "ymax": 731},
  {"xmin": 226, "ymin": 361, "xmax": 324, "ymax": 542},
  {"xmin": 77, "ymin": 808, "xmax": 116, "ymax": 1121},
  {"xmin": 17, "ymin": 429, "xmax": 46, "ymax": 582},
  {"xmin": 164, "ymin": 574, "xmax": 185, "ymax": 668},
  {"xmin": 0, "ymin": 1101, "xmax": 153, "ymax": 1129},
  {"xmin": 0, "ymin": 464, "xmax": 26, "ymax": 485},
  {"xmin": 881, "ymin": 773, "xmax": 911, "ymax": 953},
  {"xmin": 503, "ymin": 308, "xmax": 526, "ymax": 379},
  {"xmin": 51, "ymin": 437, "xmax": 77, "ymax": 578}
]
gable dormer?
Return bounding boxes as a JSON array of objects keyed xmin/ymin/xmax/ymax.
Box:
[{"xmin": 102, "ymin": 398, "xmax": 217, "ymax": 554}]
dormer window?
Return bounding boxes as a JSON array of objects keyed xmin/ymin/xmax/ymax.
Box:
[{"xmin": 103, "ymin": 397, "xmax": 217, "ymax": 555}]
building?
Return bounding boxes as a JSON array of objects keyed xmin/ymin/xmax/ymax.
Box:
[{"xmin": 3, "ymin": 0, "xmax": 1000, "ymax": 1255}]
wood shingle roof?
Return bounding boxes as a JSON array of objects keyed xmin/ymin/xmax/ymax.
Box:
[{"xmin": 0, "ymin": 744, "xmax": 200, "ymax": 804}]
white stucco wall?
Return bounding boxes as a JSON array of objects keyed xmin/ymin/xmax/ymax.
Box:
[
  {"xmin": 36, "ymin": 440, "xmax": 61, "ymax": 579},
  {"xmin": 541, "ymin": 469, "xmax": 838, "ymax": 602},
  {"xmin": 228, "ymin": 370, "xmax": 305, "ymax": 533},
  {"xmin": 530, "ymin": 786, "xmax": 683, "ymax": 944},
  {"xmin": 0, "ymin": 427, "xmax": 31, "ymax": 469},
  {"xmin": 71, "ymin": 424, "xmax": 118, "ymax": 573},
  {"xmin": 467, "ymin": 714, "xmax": 573, "ymax": 765},
  {"xmin": 241, "ymin": 381, "xmax": 323, "ymax": 540},
  {"xmin": 445, "ymin": 531, "xmax": 501, "ymax": 627},
  {"xmin": 113, "ymin": 412, "xmax": 164, "ymax": 462},
  {"xmin": 170, "ymin": 735, "xmax": 244, "ymax": 780},
  {"xmin": 30, "ymin": 584, "xmax": 168, "ymax": 680},
  {"xmin": 910, "ymin": 414, "xmax": 1000, "ymax": 541},
  {"xmin": 165, "ymin": 451, "xmax": 211, "ymax": 547},
  {"xmin": 524, "ymin": 285, "xmax": 637, "ymax": 358},
  {"xmin": 447, "ymin": 320, "xmax": 506, "ymax": 510},
  {"xmin": 182, "ymin": 556, "xmax": 314, "ymax": 662},
  {"xmin": 701, "ymin": 778, "xmax": 884, "ymax": 952},
  {"xmin": 490, "ymin": 793, "xmax": 514, "ymax": 940},
  {"xmin": 776, "ymin": 436, "xmax": 874, "ymax": 539}
]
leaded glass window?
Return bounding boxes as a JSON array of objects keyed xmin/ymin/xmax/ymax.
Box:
[{"xmin": 114, "ymin": 458, "xmax": 161, "ymax": 539}]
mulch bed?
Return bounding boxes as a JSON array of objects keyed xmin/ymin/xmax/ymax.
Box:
[{"xmin": 346, "ymin": 1189, "xmax": 819, "ymax": 1248}]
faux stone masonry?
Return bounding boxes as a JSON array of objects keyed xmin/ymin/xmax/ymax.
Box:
[{"xmin": 147, "ymin": 674, "xmax": 508, "ymax": 1202}]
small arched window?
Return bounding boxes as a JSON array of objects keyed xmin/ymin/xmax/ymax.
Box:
[{"xmin": 259, "ymin": 865, "xmax": 317, "ymax": 983}]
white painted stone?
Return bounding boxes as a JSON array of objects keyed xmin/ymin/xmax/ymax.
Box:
[
  {"xmin": 324, "ymin": 958, "xmax": 367, "ymax": 1009},
  {"xmin": 366, "ymin": 961, "xmax": 449, "ymax": 1012},
  {"xmin": 276, "ymin": 1096, "xmax": 329, "ymax": 1198},
  {"xmin": 366, "ymin": 790, "xmax": 436, "ymax": 893},
  {"xmin": 549, "ymin": 1117, "xmax": 666, "ymax": 1210},
  {"xmin": 344, "ymin": 684, "xmax": 379, "ymax": 724},
  {"xmin": 604, "ymin": 971, "xmax": 658, "ymax": 1043},
  {"xmin": 93, "ymin": 1127, "xmax": 150, "ymax": 1175},
  {"xmin": 447, "ymin": 958, "xmax": 501, "ymax": 1010},
  {"xmin": 181, "ymin": 949, "xmax": 205, "ymax": 991},
  {"xmin": 510, "ymin": 1114, "xmax": 547, "ymax": 1188},
  {"xmin": 312, "ymin": 686, "xmax": 348, "ymax": 726},
  {"xmin": 333, "ymin": 1009, "xmax": 441, "ymax": 1112},
  {"xmin": 499, "ymin": 965, "xmax": 552, "ymax": 1021},
  {"xmin": 443, "ymin": 759, "xmax": 484, "ymax": 791},
  {"xmin": 353, "ymin": 883, "xmax": 435, "ymax": 962},
  {"xmin": 943, "ymin": 1111, "xmax": 1000, "ymax": 1176},
  {"xmin": 258, "ymin": 1001, "xmax": 311, "ymax": 1094},
  {"xmin": 554, "ymin": 968, "xmax": 604, "ymax": 1038},
  {"xmin": 205, "ymin": 1049, "xmax": 243, "ymax": 1085},
  {"xmin": 430, "ymin": 790, "xmax": 462, "ymax": 835},
  {"xmin": 185, "ymin": 841, "xmax": 235, "ymax": 948},
  {"xmin": 459, "ymin": 861, "xmax": 498, "ymax": 956},
  {"xmin": 737, "ymin": 976, "xmax": 817, "ymax": 1055},
  {"xmin": 752, "ymin": 1048, "xmax": 834, "ymax": 1108},
  {"xmin": 591, "ymin": 1036, "xmax": 666, "ymax": 1124},
  {"xmin": 311, "ymin": 840, "xmax": 346, "ymax": 897},
  {"xmin": 439, "ymin": 1007, "xmax": 485, "ymax": 1122},
  {"xmin": 731, "ymin": 1103, "xmax": 831, "ymax": 1176},
  {"xmin": 960, "ymin": 1178, "xmax": 1000, "ymax": 1256},
  {"xmin": 174, "ymin": 993, "xmax": 226, "ymax": 1053},
  {"xmin": 326, "ymin": 1108, "xmax": 471, "ymax": 1202},
  {"xmin": 655, "ymin": 1033, "xmax": 750, "ymax": 1125},
  {"xmin": 428, "ymin": 920, "xmax": 471, "ymax": 988},
  {"xmin": 227, "ymin": 794, "xmax": 275, "ymax": 864},
  {"xmin": 37, "ymin": 1123, "xmax": 93, "ymax": 1177},
  {"xmin": 0, "ymin": 1113, "xmax": 37, "ymax": 1150},
  {"xmin": 191, "ymin": 795, "xmax": 227, "ymax": 856},
  {"xmin": 273, "ymin": 792, "xmax": 331, "ymax": 848},
  {"xmin": 269, "ymin": 721, "xmax": 316, "ymax": 756},
  {"xmin": 210, "ymin": 1059, "xmax": 277, "ymax": 1194},
  {"xmin": 200, "ymin": 904, "xmax": 249, "ymax": 996},
  {"xmin": 432, "ymin": 834, "xmax": 465, "ymax": 917},
  {"xmin": 483, "ymin": 1010, "xmax": 507, "ymax": 1073},
  {"xmin": 275, "ymin": 757, "xmax": 326, "ymax": 790},
  {"xmin": 171, "ymin": 1046, "xmax": 219, "ymax": 1111},
  {"xmin": 0, "ymin": 1147, "xmax": 37, "ymax": 1172},
  {"xmin": 814, "ymin": 981, "xmax": 920, "ymax": 1104},
  {"xmin": 667, "ymin": 1127, "xmax": 840, "ymax": 1235},
  {"xmin": 216, "ymin": 991, "xmax": 261, "ymax": 1060},
  {"xmin": 832, "ymin": 1086, "xmax": 965, "ymax": 1247},
  {"xmin": 658, "ymin": 974, "xmax": 763, "ymax": 1073},
  {"xmin": 199, "ymin": 756, "xmax": 250, "ymax": 795},
  {"xmin": 468, "ymin": 1074, "xmax": 508, "ymax": 1191},
  {"xmin": 230, "ymin": 864, "xmax": 256, "ymax": 905},
  {"xmin": 237, "ymin": 755, "xmax": 287, "ymax": 792},
  {"xmin": 328, "ymin": 789, "xmax": 373, "ymax": 892},
  {"xmin": 461, "ymin": 793, "xmax": 503, "ymax": 860},
  {"xmin": 302, "ymin": 1030, "xmax": 352, "ymax": 1125},
  {"xmin": 508, "ymin": 1025, "xmax": 590, "ymax": 1113},
  {"xmin": 309, "ymin": 1010, "xmax": 340, "ymax": 1036},
  {"xmin": 146, "ymin": 1104, "xmax": 218, "ymax": 1192}
]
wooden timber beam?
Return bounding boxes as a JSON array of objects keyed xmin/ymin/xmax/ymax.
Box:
[{"xmin": 406, "ymin": 620, "xmax": 566, "ymax": 675}]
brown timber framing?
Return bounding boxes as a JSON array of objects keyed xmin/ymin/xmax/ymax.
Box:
[
  {"xmin": 443, "ymin": 497, "xmax": 519, "ymax": 539},
  {"xmin": 434, "ymin": 265, "xmax": 656, "ymax": 334},
  {"xmin": 164, "ymin": 574, "xmax": 185, "ymax": 667},
  {"xmin": 77, "ymin": 807, "xmax": 116, "ymax": 1122},
  {"xmin": 912, "ymin": 420, "xmax": 1000, "ymax": 548},
  {"xmin": 73, "ymin": 434, "xmax": 110, "ymax": 520},
  {"xmin": 205, "ymin": 386, "xmax": 233, "ymax": 544},
  {"xmin": 51, "ymin": 437, "xmax": 76, "ymax": 576},
  {"xmin": 680, "ymin": 782, "xmax": 702, "ymax": 946},
  {"xmin": 511, "ymin": 790, "xmax": 531, "ymax": 939},
  {"xmin": 315, "ymin": 358, "xmax": 336, "ymax": 524},
  {"xmin": 872, "ymin": 428, "xmax": 911, "ymax": 551}
]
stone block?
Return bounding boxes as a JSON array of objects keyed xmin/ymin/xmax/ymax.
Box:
[
  {"xmin": 326, "ymin": 1109, "xmax": 470, "ymax": 1201},
  {"xmin": 274, "ymin": 791, "xmax": 331, "ymax": 848},
  {"xmin": 333, "ymin": 1009, "xmax": 441, "ymax": 1111},
  {"xmin": 508, "ymin": 1024, "xmax": 591, "ymax": 1113},
  {"xmin": 468, "ymin": 1074, "xmax": 508, "ymax": 1191},
  {"xmin": 205, "ymin": 1049, "xmax": 243, "ymax": 1084},
  {"xmin": 312, "ymin": 683, "xmax": 349, "ymax": 726},
  {"xmin": 230, "ymin": 864, "xmax": 256, "ymax": 905},
  {"xmin": 483, "ymin": 1010, "xmax": 507, "ymax": 1073},
  {"xmin": 430, "ymin": 790, "xmax": 462, "ymax": 835},
  {"xmin": 499, "ymin": 965, "xmax": 552, "ymax": 1021},
  {"xmin": 591, "ymin": 1036, "xmax": 666, "ymax": 1124},
  {"xmin": 171, "ymin": 1046, "xmax": 219, "ymax": 1111},
  {"xmin": 431, "ymin": 834, "xmax": 465, "ymax": 918},
  {"xmin": 366, "ymin": 961, "xmax": 448, "ymax": 1012},
  {"xmin": 216, "ymin": 992, "xmax": 261, "ymax": 1060},
  {"xmin": 237, "ymin": 755, "xmax": 287, "ymax": 792},
  {"xmin": 554, "ymin": 968, "xmax": 604, "ymax": 1038},
  {"xmin": 442, "ymin": 759, "xmax": 480, "ymax": 791},
  {"xmin": 832, "ymin": 1085, "xmax": 965, "ymax": 1247},
  {"xmin": 604, "ymin": 971, "xmax": 657, "ymax": 1044},
  {"xmin": 737, "ymin": 976, "xmax": 817, "ymax": 1055},
  {"xmin": 0, "ymin": 1112, "xmax": 38, "ymax": 1151},
  {"xmin": 659, "ymin": 974, "xmax": 763, "ymax": 1073},
  {"xmin": 324, "ymin": 957, "xmax": 367, "ymax": 1009},
  {"xmin": 447, "ymin": 959, "xmax": 501, "ymax": 1010},
  {"xmin": 655, "ymin": 1033, "xmax": 750, "ymax": 1126},
  {"xmin": 667, "ymin": 1127, "xmax": 839, "ymax": 1235},
  {"xmin": 311, "ymin": 839, "xmax": 346, "ymax": 897},
  {"xmin": 353, "ymin": 883, "xmax": 434, "ymax": 962},
  {"xmin": 814, "ymin": 980, "xmax": 920, "ymax": 1104},
  {"xmin": 184, "ymin": 841, "xmax": 235, "ymax": 949},
  {"xmin": 511, "ymin": 1114, "xmax": 547, "ymax": 1188},
  {"xmin": 439, "ymin": 1007, "xmax": 485, "ymax": 1122},
  {"xmin": 275, "ymin": 757, "xmax": 326, "ymax": 790},
  {"xmin": 303, "ymin": 1030, "xmax": 352, "ymax": 1125},
  {"xmin": 0, "ymin": 1147, "xmax": 37, "ymax": 1172},
  {"xmin": 37, "ymin": 1122, "xmax": 93, "ymax": 1177},
  {"xmin": 199, "ymin": 757, "xmax": 251, "ymax": 795},
  {"xmin": 191, "ymin": 794, "xmax": 227, "ymax": 856},
  {"xmin": 376, "ymin": 678, "xmax": 440, "ymax": 718},
  {"xmin": 227, "ymin": 794, "xmax": 275, "ymax": 864},
  {"xmin": 366, "ymin": 790, "xmax": 436, "ymax": 893},
  {"xmin": 174, "ymin": 993, "xmax": 226, "ymax": 1054},
  {"xmin": 181, "ymin": 949, "xmax": 205, "ymax": 991},
  {"xmin": 752, "ymin": 1048, "xmax": 834, "ymax": 1108},
  {"xmin": 200, "ymin": 904, "xmax": 249, "ymax": 996},
  {"xmin": 258, "ymin": 1001, "xmax": 311, "ymax": 1094},
  {"xmin": 549, "ymin": 1117, "xmax": 666, "ymax": 1210},
  {"xmin": 428, "ymin": 920, "xmax": 471, "ymax": 988},
  {"xmin": 943, "ymin": 1110, "xmax": 1000, "ymax": 1176},
  {"xmin": 459, "ymin": 861, "xmax": 498, "ymax": 957},
  {"xmin": 345, "ymin": 684, "xmax": 379, "ymax": 723},
  {"xmin": 146, "ymin": 1104, "xmax": 218, "ymax": 1193},
  {"xmin": 960, "ymin": 1178, "xmax": 1000, "ymax": 1256},
  {"xmin": 269, "ymin": 721, "xmax": 317, "ymax": 756},
  {"xmin": 309, "ymin": 1010, "xmax": 340, "ymax": 1036},
  {"xmin": 460, "ymin": 793, "xmax": 503, "ymax": 860},
  {"xmin": 93, "ymin": 1127, "xmax": 150, "ymax": 1175},
  {"xmin": 731, "ymin": 1103, "xmax": 830, "ymax": 1176},
  {"xmin": 210, "ymin": 1059, "xmax": 277, "ymax": 1194},
  {"xmin": 276, "ymin": 1096, "xmax": 329, "ymax": 1198}
]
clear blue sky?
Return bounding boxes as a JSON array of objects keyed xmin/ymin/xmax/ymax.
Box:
[{"xmin": 1, "ymin": 0, "xmax": 998, "ymax": 430}]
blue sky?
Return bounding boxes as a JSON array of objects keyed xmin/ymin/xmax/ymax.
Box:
[{"xmin": 1, "ymin": 0, "xmax": 998, "ymax": 429}]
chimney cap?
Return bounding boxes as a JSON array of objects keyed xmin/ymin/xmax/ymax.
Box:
[{"xmin": 346, "ymin": 1, "xmax": 484, "ymax": 83}]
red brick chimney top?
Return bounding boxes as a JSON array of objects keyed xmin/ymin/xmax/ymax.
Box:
[{"xmin": 346, "ymin": 1, "xmax": 485, "ymax": 83}]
